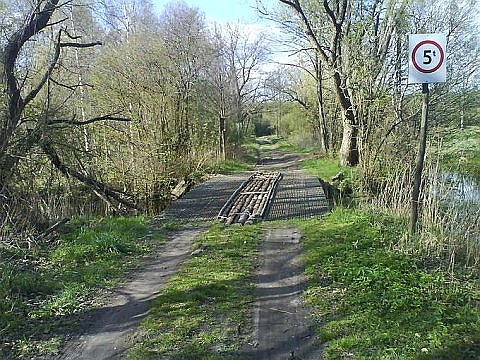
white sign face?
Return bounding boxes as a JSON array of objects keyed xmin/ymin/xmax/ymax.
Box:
[{"xmin": 408, "ymin": 33, "xmax": 446, "ymax": 84}]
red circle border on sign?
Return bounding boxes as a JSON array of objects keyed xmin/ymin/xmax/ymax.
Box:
[{"xmin": 412, "ymin": 40, "xmax": 444, "ymax": 74}]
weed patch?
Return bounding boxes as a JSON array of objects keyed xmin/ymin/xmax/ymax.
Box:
[
  {"xmin": 127, "ymin": 222, "xmax": 262, "ymax": 359},
  {"xmin": 0, "ymin": 216, "xmax": 163, "ymax": 359},
  {"xmin": 295, "ymin": 208, "xmax": 480, "ymax": 359}
]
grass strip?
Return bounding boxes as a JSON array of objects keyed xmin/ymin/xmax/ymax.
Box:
[
  {"xmin": 213, "ymin": 159, "xmax": 254, "ymax": 174},
  {"xmin": 127, "ymin": 222, "xmax": 262, "ymax": 360},
  {"xmin": 258, "ymin": 135, "xmax": 315, "ymax": 154},
  {"xmin": 301, "ymin": 157, "xmax": 357, "ymax": 183},
  {"xmin": 433, "ymin": 125, "xmax": 480, "ymax": 180},
  {"xmin": 295, "ymin": 208, "xmax": 480, "ymax": 359},
  {"xmin": 0, "ymin": 216, "xmax": 165, "ymax": 359}
]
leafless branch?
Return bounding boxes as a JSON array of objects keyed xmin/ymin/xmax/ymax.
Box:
[
  {"xmin": 24, "ymin": 31, "xmax": 62, "ymax": 106},
  {"xmin": 63, "ymin": 29, "xmax": 81, "ymax": 40},
  {"xmin": 49, "ymin": 77, "xmax": 93, "ymax": 90},
  {"xmin": 276, "ymin": 61, "xmax": 316, "ymax": 80},
  {"xmin": 279, "ymin": 0, "xmax": 330, "ymax": 64},
  {"xmin": 46, "ymin": 17, "xmax": 68, "ymax": 27},
  {"xmin": 48, "ymin": 113, "xmax": 130, "ymax": 126},
  {"xmin": 71, "ymin": 114, "xmax": 130, "ymax": 125},
  {"xmin": 60, "ymin": 41, "xmax": 102, "ymax": 48}
]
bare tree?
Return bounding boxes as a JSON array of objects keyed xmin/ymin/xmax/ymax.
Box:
[
  {"xmin": 224, "ymin": 24, "xmax": 267, "ymax": 140},
  {"xmin": 278, "ymin": 0, "xmax": 359, "ymax": 165},
  {"xmin": 270, "ymin": 0, "xmax": 409, "ymax": 165},
  {"xmin": 0, "ymin": 1, "xmax": 137, "ymax": 210}
]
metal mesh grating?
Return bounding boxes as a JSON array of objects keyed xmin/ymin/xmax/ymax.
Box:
[
  {"xmin": 266, "ymin": 170, "xmax": 329, "ymax": 220},
  {"xmin": 160, "ymin": 170, "xmax": 329, "ymax": 223},
  {"xmin": 161, "ymin": 173, "xmax": 252, "ymax": 222}
]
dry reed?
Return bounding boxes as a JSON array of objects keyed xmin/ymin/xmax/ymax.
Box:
[{"xmin": 363, "ymin": 159, "xmax": 480, "ymax": 267}]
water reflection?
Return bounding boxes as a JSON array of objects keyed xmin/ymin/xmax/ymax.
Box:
[{"xmin": 431, "ymin": 173, "xmax": 480, "ymax": 204}]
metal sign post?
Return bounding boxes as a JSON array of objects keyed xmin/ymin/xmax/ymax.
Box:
[{"xmin": 408, "ymin": 34, "xmax": 446, "ymax": 234}]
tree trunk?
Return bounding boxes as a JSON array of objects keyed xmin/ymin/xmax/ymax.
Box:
[
  {"xmin": 332, "ymin": 72, "xmax": 359, "ymax": 166},
  {"xmin": 316, "ymin": 54, "xmax": 328, "ymax": 153},
  {"xmin": 339, "ymin": 118, "xmax": 359, "ymax": 167},
  {"xmin": 410, "ymin": 84, "xmax": 429, "ymax": 235},
  {"xmin": 278, "ymin": 0, "xmax": 357, "ymax": 165}
]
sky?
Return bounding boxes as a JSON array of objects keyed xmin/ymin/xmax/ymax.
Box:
[
  {"xmin": 150, "ymin": 0, "xmax": 287, "ymax": 72},
  {"xmin": 151, "ymin": 0, "xmax": 272, "ymax": 24}
]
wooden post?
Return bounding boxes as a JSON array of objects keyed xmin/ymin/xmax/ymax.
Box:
[
  {"xmin": 410, "ymin": 83, "xmax": 429, "ymax": 235},
  {"xmin": 219, "ymin": 117, "xmax": 226, "ymax": 161}
]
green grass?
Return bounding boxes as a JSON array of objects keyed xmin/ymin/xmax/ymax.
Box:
[
  {"xmin": 301, "ymin": 157, "xmax": 352, "ymax": 180},
  {"xmin": 0, "ymin": 216, "xmax": 166, "ymax": 359},
  {"xmin": 275, "ymin": 141, "xmax": 315, "ymax": 154},
  {"xmin": 433, "ymin": 125, "xmax": 480, "ymax": 179},
  {"xmin": 258, "ymin": 135, "xmax": 315, "ymax": 154},
  {"xmin": 294, "ymin": 208, "xmax": 480, "ymax": 359},
  {"xmin": 301, "ymin": 157, "xmax": 358, "ymax": 198},
  {"xmin": 211, "ymin": 140, "xmax": 258, "ymax": 174},
  {"xmin": 214, "ymin": 159, "xmax": 254, "ymax": 173},
  {"xmin": 127, "ymin": 222, "xmax": 262, "ymax": 359}
]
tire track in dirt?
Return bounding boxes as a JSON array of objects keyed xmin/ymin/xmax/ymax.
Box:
[
  {"xmin": 240, "ymin": 144, "xmax": 326, "ymax": 359},
  {"xmin": 240, "ymin": 227, "xmax": 323, "ymax": 360},
  {"xmin": 54, "ymin": 224, "xmax": 207, "ymax": 360}
]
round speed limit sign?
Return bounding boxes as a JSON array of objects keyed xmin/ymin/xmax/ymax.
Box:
[{"xmin": 408, "ymin": 33, "xmax": 446, "ymax": 84}]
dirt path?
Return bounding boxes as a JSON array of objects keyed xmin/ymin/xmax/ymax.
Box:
[
  {"xmin": 55, "ymin": 224, "xmax": 207, "ymax": 360},
  {"xmin": 241, "ymin": 227, "xmax": 323, "ymax": 359},
  {"xmin": 238, "ymin": 145, "xmax": 324, "ymax": 359},
  {"xmin": 53, "ymin": 142, "xmax": 327, "ymax": 359}
]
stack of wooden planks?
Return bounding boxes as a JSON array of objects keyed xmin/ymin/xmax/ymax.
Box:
[{"xmin": 217, "ymin": 171, "xmax": 282, "ymax": 225}]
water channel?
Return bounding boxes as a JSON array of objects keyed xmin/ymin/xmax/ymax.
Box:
[
  {"xmin": 433, "ymin": 173, "xmax": 480, "ymax": 204},
  {"xmin": 428, "ymin": 172, "xmax": 480, "ymax": 242}
]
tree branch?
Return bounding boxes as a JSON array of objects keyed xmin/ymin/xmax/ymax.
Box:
[
  {"xmin": 60, "ymin": 41, "xmax": 102, "ymax": 48},
  {"xmin": 46, "ymin": 17, "xmax": 69, "ymax": 27},
  {"xmin": 48, "ymin": 113, "xmax": 131, "ymax": 126},
  {"xmin": 49, "ymin": 76, "xmax": 93, "ymax": 90},
  {"xmin": 24, "ymin": 31, "xmax": 101, "ymax": 108},
  {"xmin": 41, "ymin": 142, "xmax": 142, "ymax": 211},
  {"xmin": 1, "ymin": 0, "xmax": 61, "ymax": 161},
  {"xmin": 279, "ymin": 0, "xmax": 330, "ymax": 64},
  {"xmin": 3, "ymin": 0, "xmax": 60, "ymax": 100},
  {"xmin": 24, "ymin": 31, "xmax": 62, "ymax": 106},
  {"xmin": 276, "ymin": 61, "xmax": 316, "ymax": 80},
  {"xmin": 66, "ymin": 114, "xmax": 131, "ymax": 126}
]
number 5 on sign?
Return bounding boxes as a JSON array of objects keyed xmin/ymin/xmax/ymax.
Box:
[{"xmin": 408, "ymin": 33, "xmax": 446, "ymax": 84}]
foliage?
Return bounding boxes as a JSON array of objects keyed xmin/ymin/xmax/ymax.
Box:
[
  {"xmin": 212, "ymin": 159, "xmax": 254, "ymax": 174},
  {"xmin": 295, "ymin": 208, "xmax": 480, "ymax": 359},
  {"xmin": 0, "ymin": 216, "xmax": 160, "ymax": 359},
  {"xmin": 261, "ymin": 100, "xmax": 324, "ymax": 150},
  {"xmin": 127, "ymin": 222, "xmax": 262, "ymax": 359},
  {"xmin": 253, "ymin": 117, "xmax": 274, "ymax": 137},
  {"xmin": 0, "ymin": 0, "xmax": 269, "ymax": 239},
  {"xmin": 257, "ymin": 135, "xmax": 315, "ymax": 155}
]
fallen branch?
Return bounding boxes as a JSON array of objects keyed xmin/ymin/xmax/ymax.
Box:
[
  {"xmin": 37, "ymin": 217, "xmax": 70, "ymax": 241},
  {"xmin": 41, "ymin": 142, "xmax": 142, "ymax": 211}
]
